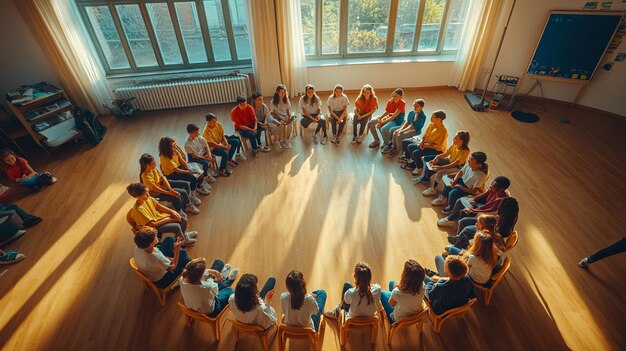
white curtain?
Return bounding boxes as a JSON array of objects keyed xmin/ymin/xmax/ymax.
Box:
[
  {"xmin": 17, "ymin": 0, "xmax": 112, "ymax": 114},
  {"xmin": 449, "ymin": 0, "xmax": 504, "ymax": 92},
  {"xmin": 246, "ymin": 0, "xmax": 282, "ymax": 95},
  {"xmin": 275, "ymin": 0, "xmax": 308, "ymax": 96}
]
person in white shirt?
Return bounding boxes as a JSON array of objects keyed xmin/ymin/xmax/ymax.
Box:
[
  {"xmin": 179, "ymin": 258, "xmax": 239, "ymax": 317},
  {"xmin": 431, "ymin": 151, "xmax": 489, "ymax": 214},
  {"xmin": 299, "ymin": 84, "xmax": 328, "ymax": 145},
  {"xmin": 269, "ymin": 84, "xmax": 294, "ymax": 149},
  {"xmin": 133, "ymin": 227, "xmax": 190, "ymax": 289},
  {"xmin": 251, "ymin": 92, "xmax": 273, "ymax": 151},
  {"xmin": 280, "ymin": 270, "xmax": 326, "ymax": 331},
  {"xmin": 380, "ymin": 259, "xmax": 426, "ymax": 323},
  {"xmin": 327, "ymin": 84, "xmax": 350, "ymax": 145},
  {"xmin": 325, "ymin": 262, "xmax": 382, "ymax": 319},
  {"xmin": 229, "ymin": 273, "xmax": 277, "ymax": 329},
  {"xmin": 184, "ymin": 124, "xmax": 216, "ymax": 188}
]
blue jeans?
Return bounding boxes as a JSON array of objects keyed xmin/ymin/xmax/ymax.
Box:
[
  {"xmin": 154, "ymin": 179, "xmax": 191, "ymax": 211},
  {"xmin": 380, "ymin": 280, "xmax": 397, "ymax": 323},
  {"xmin": 0, "ymin": 203, "xmax": 37, "ymax": 223},
  {"xmin": 18, "ymin": 174, "xmax": 44, "ymax": 189},
  {"xmin": 237, "ymin": 129, "xmax": 259, "ymax": 150},
  {"xmin": 187, "ymin": 154, "xmax": 211, "ymax": 175},
  {"xmin": 380, "ymin": 114, "xmax": 405, "ymax": 143},
  {"xmin": 154, "ymin": 237, "xmax": 191, "ymax": 289},
  {"xmin": 311, "ymin": 289, "xmax": 327, "ymax": 331},
  {"xmin": 408, "ymin": 147, "xmax": 441, "ymax": 169},
  {"xmin": 441, "ymin": 179, "xmax": 471, "ymax": 211},
  {"xmin": 588, "ymin": 237, "xmax": 626, "ymax": 263},
  {"xmin": 207, "ymin": 258, "xmax": 236, "ymax": 317}
]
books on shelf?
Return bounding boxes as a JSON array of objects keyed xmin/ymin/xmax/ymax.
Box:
[
  {"xmin": 5, "ymin": 82, "xmax": 61, "ymax": 106},
  {"xmin": 32, "ymin": 111, "xmax": 73, "ymax": 132}
]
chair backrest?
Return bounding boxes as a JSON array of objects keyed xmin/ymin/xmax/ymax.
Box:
[
  {"xmin": 504, "ymin": 231, "xmax": 518, "ymax": 252},
  {"xmin": 425, "ymin": 297, "xmax": 477, "ymax": 319},
  {"xmin": 279, "ymin": 315, "xmax": 317, "ymax": 336},
  {"xmin": 129, "ymin": 258, "xmax": 152, "ymax": 283},
  {"xmin": 391, "ymin": 306, "xmax": 428, "ymax": 328},
  {"xmin": 229, "ymin": 319, "xmax": 267, "ymax": 334},
  {"xmin": 177, "ymin": 302, "xmax": 215, "ymax": 323},
  {"xmin": 127, "ymin": 209, "xmax": 139, "ymax": 234},
  {"xmin": 490, "ymin": 256, "xmax": 511, "ymax": 285},
  {"xmin": 344, "ymin": 314, "xmax": 380, "ymax": 328}
]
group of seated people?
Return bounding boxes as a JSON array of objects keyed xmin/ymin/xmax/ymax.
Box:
[
  {"xmin": 127, "ymin": 82, "xmax": 521, "ymax": 343},
  {"xmin": 0, "ymin": 149, "xmax": 48, "ymax": 264}
]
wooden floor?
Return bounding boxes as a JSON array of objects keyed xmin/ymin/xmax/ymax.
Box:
[{"xmin": 0, "ymin": 87, "xmax": 625, "ymax": 351}]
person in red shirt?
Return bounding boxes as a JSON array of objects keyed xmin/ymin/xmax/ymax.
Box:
[
  {"xmin": 0, "ymin": 149, "xmax": 56, "ymax": 190},
  {"xmin": 367, "ymin": 88, "xmax": 406, "ymax": 149},
  {"xmin": 231, "ymin": 96, "xmax": 264, "ymax": 156}
]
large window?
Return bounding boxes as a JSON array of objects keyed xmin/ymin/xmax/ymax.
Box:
[
  {"xmin": 77, "ymin": 0, "xmax": 252, "ymax": 75},
  {"xmin": 301, "ymin": 0, "xmax": 469, "ymax": 59}
]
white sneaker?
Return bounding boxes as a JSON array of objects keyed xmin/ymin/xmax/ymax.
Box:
[
  {"xmin": 431, "ymin": 195, "xmax": 447, "ymax": 206},
  {"xmin": 313, "ymin": 135, "xmax": 319, "ymax": 144},
  {"xmin": 186, "ymin": 230, "xmax": 198, "ymax": 238},
  {"xmin": 228, "ymin": 268, "xmax": 240, "ymax": 281},
  {"xmin": 221, "ymin": 263, "xmax": 231, "ymax": 277},
  {"xmin": 237, "ymin": 153, "xmax": 247, "ymax": 161},
  {"xmin": 412, "ymin": 168, "xmax": 422, "ymax": 176},
  {"xmin": 357, "ymin": 135, "xmax": 363, "ymax": 143},
  {"xmin": 208, "ymin": 168, "xmax": 218, "ymax": 177},
  {"xmin": 284, "ymin": 141, "xmax": 292, "ymax": 149},
  {"xmin": 321, "ymin": 136, "xmax": 327, "ymax": 145},
  {"xmin": 201, "ymin": 182, "xmax": 212, "ymax": 193},
  {"xmin": 278, "ymin": 141, "xmax": 285, "ymax": 149},
  {"xmin": 204, "ymin": 174, "xmax": 216, "ymax": 184},
  {"xmin": 422, "ymin": 187, "xmax": 438, "ymax": 196},
  {"xmin": 191, "ymin": 194, "xmax": 202, "ymax": 206},
  {"xmin": 186, "ymin": 204, "xmax": 200, "ymax": 215},
  {"xmin": 181, "ymin": 237, "xmax": 197, "ymax": 247},
  {"xmin": 437, "ymin": 218, "xmax": 456, "ymax": 227},
  {"xmin": 196, "ymin": 187, "xmax": 210, "ymax": 195}
]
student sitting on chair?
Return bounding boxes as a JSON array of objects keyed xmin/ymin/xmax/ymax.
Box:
[
  {"xmin": 352, "ymin": 84, "xmax": 379, "ymax": 144},
  {"xmin": 437, "ymin": 176, "xmax": 511, "ymax": 227},
  {"xmin": 270, "ymin": 84, "xmax": 294, "ymax": 149},
  {"xmin": 451, "ymin": 197, "xmax": 519, "ymax": 250},
  {"xmin": 281, "ymin": 270, "xmax": 327, "ymax": 331},
  {"xmin": 327, "ymin": 84, "xmax": 350, "ymax": 145},
  {"xmin": 386, "ymin": 99, "xmax": 426, "ymax": 158},
  {"xmin": 184, "ymin": 124, "xmax": 217, "ymax": 183},
  {"xmin": 252, "ymin": 92, "xmax": 275, "ymax": 151},
  {"xmin": 418, "ymin": 130, "xmax": 470, "ymax": 191},
  {"xmin": 229, "ymin": 273, "xmax": 278, "ymax": 329},
  {"xmin": 203, "ymin": 113, "xmax": 241, "ymax": 176},
  {"xmin": 140, "ymin": 153, "xmax": 200, "ymax": 215},
  {"xmin": 369, "ymin": 88, "xmax": 406, "ymax": 150},
  {"xmin": 325, "ymin": 261, "xmax": 381, "ymax": 319},
  {"xmin": 231, "ymin": 96, "xmax": 266, "ymax": 156},
  {"xmin": 299, "ymin": 84, "xmax": 328, "ymax": 145},
  {"xmin": 126, "ymin": 183, "xmax": 196, "ymax": 247},
  {"xmin": 133, "ymin": 227, "xmax": 191, "ymax": 289},
  {"xmin": 159, "ymin": 137, "xmax": 209, "ymax": 196},
  {"xmin": 424, "ymin": 255, "xmax": 476, "ymax": 315},
  {"xmin": 0, "ymin": 149, "xmax": 57, "ymax": 190},
  {"xmin": 380, "ymin": 259, "xmax": 426, "ymax": 324},
  {"xmin": 179, "ymin": 257, "xmax": 239, "ymax": 317},
  {"xmin": 431, "ymin": 152, "xmax": 489, "ymax": 214},
  {"xmin": 401, "ymin": 110, "xmax": 448, "ymax": 176}
]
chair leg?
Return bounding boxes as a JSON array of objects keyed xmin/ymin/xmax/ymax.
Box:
[
  {"xmin": 278, "ymin": 331, "xmax": 284, "ymax": 351},
  {"xmin": 387, "ymin": 326, "xmax": 393, "ymax": 345},
  {"xmin": 371, "ymin": 324, "xmax": 378, "ymax": 344},
  {"xmin": 261, "ymin": 333, "xmax": 269, "ymax": 351},
  {"xmin": 214, "ymin": 320, "xmax": 221, "ymax": 341},
  {"xmin": 485, "ymin": 289, "xmax": 493, "ymax": 305}
]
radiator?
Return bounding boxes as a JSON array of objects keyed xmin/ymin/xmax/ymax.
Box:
[{"xmin": 113, "ymin": 74, "xmax": 251, "ymax": 111}]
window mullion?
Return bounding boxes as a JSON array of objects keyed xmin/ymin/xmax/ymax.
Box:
[
  {"xmin": 109, "ymin": 3, "xmax": 137, "ymax": 69},
  {"xmin": 412, "ymin": 0, "xmax": 426, "ymax": 53},
  {"xmin": 221, "ymin": 0, "xmax": 238, "ymax": 62},
  {"xmin": 167, "ymin": 1, "xmax": 190, "ymax": 66},
  {"xmin": 76, "ymin": 4, "xmax": 113, "ymax": 74},
  {"xmin": 436, "ymin": 0, "xmax": 450, "ymax": 54},
  {"xmin": 339, "ymin": 0, "xmax": 348, "ymax": 58},
  {"xmin": 138, "ymin": 2, "xmax": 165, "ymax": 69},
  {"xmin": 315, "ymin": 0, "xmax": 323, "ymax": 57},
  {"xmin": 386, "ymin": 0, "xmax": 399, "ymax": 55},
  {"xmin": 195, "ymin": 0, "xmax": 216, "ymax": 64}
]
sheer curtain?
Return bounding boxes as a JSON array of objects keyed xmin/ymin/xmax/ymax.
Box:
[
  {"xmin": 449, "ymin": 0, "xmax": 504, "ymax": 92},
  {"xmin": 275, "ymin": 0, "xmax": 308, "ymax": 96},
  {"xmin": 16, "ymin": 0, "xmax": 112, "ymax": 114},
  {"xmin": 246, "ymin": 0, "xmax": 282, "ymax": 95}
]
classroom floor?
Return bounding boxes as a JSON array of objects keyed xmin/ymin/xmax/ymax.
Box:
[{"xmin": 0, "ymin": 87, "xmax": 625, "ymax": 351}]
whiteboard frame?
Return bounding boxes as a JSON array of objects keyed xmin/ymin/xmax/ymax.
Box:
[{"xmin": 525, "ymin": 10, "xmax": 625, "ymax": 84}]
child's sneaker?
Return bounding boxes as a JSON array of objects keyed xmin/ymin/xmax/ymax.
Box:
[
  {"xmin": 357, "ymin": 135, "xmax": 363, "ymax": 144},
  {"xmin": 186, "ymin": 204, "xmax": 200, "ymax": 215},
  {"xmin": 437, "ymin": 218, "xmax": 455, "ymax": 227},
  {"xmin": 431, "ymin": 195, "xmax": 447, "ymax": 206},
  {"xmin": 204, "ymin": 174, "xmax": 216, "ymax": 183},
  {"xmin": 321, "ymin": 136, "xmax": 327, "ymax": 145},
  {"xmin": 186, "ymin": 230, "xmax": 198, "ymax": 238},
  {"xmin": 228, "ymin": 268, "xmax": 240, "ymax": 281},
  {"xmin": 237, "ymin": 153, "xmax": 247, "ymax": 161},
  {"xmin": 422, "ymin": 187, "xmax": 438, "ymax": 196},
  {"xmin": 578, "ymin": 257, "xmax": 590, "ymax": 268},
  {"xmin": 323, "ymin": 305, "xmax": 341, "ymax": 320},
  {"xmin": 0, "ymin": 250, "xmax": 25, "ymax": 265},
  {"xmin": 351, "ymin": 137, "xmax": 357, "ymax": 144}
]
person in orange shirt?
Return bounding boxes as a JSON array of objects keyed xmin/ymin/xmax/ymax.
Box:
[
  {"xmin": 352, "ymin": 84, "xmax": 379, "ymax": 144},
  {"xmin": 231, "ymin": 96, "xmax": 263, "ymax": 157},
  {"xmin": 367, "ymin": 88, "xmax": 406, "ymax": 149}
]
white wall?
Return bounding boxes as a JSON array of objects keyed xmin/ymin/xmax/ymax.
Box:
[
  {"xmin": 0, "ymin": 0, "xmax": 59, "ymax": 103},
  {"xmin": 485, "ymin": 0, "xmax": 626, "ymax": 117}
]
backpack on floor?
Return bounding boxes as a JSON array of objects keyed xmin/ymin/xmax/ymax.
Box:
[{"xmin": 74, "ymin": 107, "xmax": 107, "ymax": 145}]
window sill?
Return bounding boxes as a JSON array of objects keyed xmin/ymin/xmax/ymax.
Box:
[
  {"xmin": 106, "ymin": 65, "xmax": 253, "ymax": 83},
  {"xmin": 305, "ymin": 54, "xmax": 457, "ymax": 68}
]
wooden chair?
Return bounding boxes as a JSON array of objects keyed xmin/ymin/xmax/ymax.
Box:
[
  {"xmin": 338, "ymin": 307, "xmax": 384, "ymax": 346},
  {"xmin": 474, "ymin": 256, "xmax": 512, "ymax": 305},
  {"xmin": 278, "ymin": 315, "xmax": 325, "ymax": 351},
  {"xmin": 424, "ymin": 297, "xmax": 476, "ymax": 332},
  {"xmin": 229, "ymin": 319, "xmax": 276, "ymax": 351},
  {"xmin": 298, "ymin": 114, "xmax": 326, "ymax": 138},
  {"xmin": 385, "ymin": 302, "xmax": 428, "ymax": 345},
  {"xmin": 129, "ymin": 258, "xmax": 179, "ymax": 306},
  {"xmin": 504, "ymin": 231, "xmax": 519, "ymax": 252},
  {"xmin": 177, "ymin": 302, "xmax": 229, "ymax": 341}
]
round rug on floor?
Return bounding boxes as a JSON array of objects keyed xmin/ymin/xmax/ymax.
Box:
[{"xmin": 511, "ymin": 111, "xmax": 539, "ymax": 123}]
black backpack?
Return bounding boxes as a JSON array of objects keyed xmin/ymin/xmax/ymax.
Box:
[{"xmin": 74, "ymin": 107, "xmax": 107, "ymax": 145}]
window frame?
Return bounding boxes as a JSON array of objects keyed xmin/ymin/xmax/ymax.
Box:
[
  {"xmin": 303, "ymin": 0, "xmax": 462, "ymax": 60},
  {"xmin": 76, "ymin": 0, "xmax": 252, "ymax": 75}
]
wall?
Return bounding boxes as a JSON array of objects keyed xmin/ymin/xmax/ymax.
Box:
[
  {"xmin": 485, "ymin": 0, "xmax": 626, "ymax": 117},
  {"xmin": 0, "ymin": 0, "xmax": 58, "ymax": 103}
]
